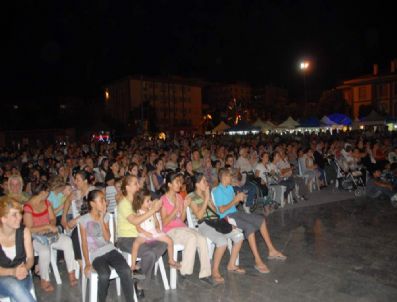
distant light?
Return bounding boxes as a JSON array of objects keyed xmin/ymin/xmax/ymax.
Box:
[
  {"xmin": 359, "ymin": 125, "xmax": 364, "ymax": 130},
  {"xmin": 158, "ymin": 132, "xmax": 166, "ymax": 140},
  {"xmin": 60, "ymin": 104, "xmax": 66, "ymax": 109},
  {"xmin": 13, "ymin": 105, "xmax": 18, "ymax": 109},
  {"xmin": 300, "ymin": 61, "xmax": 310, "ymax": 70},
  {"xmin": 105, "ymin": 89, "xmax": 110, "ymax": 101}
]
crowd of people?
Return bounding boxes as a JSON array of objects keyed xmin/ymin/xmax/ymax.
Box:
[{"xmin": 0, "ymin": 130, "xmax": 397, "ymax": 301}]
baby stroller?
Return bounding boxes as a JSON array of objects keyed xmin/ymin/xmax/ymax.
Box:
[{"xmin": 332, "ymin": 158, "xmax": 366, "ymax": 197}]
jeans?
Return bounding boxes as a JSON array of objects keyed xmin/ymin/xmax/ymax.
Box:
[
  {"xmin": 0, "ymin": 275, "xmax": 35, "ymax": 302},
  {"xmin": 92, "ymin": 249, "xmax": 135, "ymax": 302}
]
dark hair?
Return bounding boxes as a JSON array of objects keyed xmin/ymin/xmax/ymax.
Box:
[
  {"xmin": 30, "ymin": 181, "xmax": 49, "ymax": 196},
  {"xmin": 132, "ymin": 188, "xmax": 151, "ymax": 212},
  {"xmin": 159, "ymin": 171, "xmax": 182, "ymax": 195},
  {"xmin": 121, "ymin": 175, "xmax": 137, "ymax": 196},
  {"xmin": 154, "ymin": 158, "xmax": 163, "ymax": 168},
  {"xmin": 187, "ymin": 172, "xmax": 205, "ymax": 193},
  {"xmin": 75, "ymin": 170, "xmax": 94, "ymax": 185},
  {"xmin": 81, "ymin": 189, "xmax": 103, "ymax": 215}
]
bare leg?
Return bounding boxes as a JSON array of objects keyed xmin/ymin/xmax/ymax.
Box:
[
  {"xmin": 155, "ymin": 235, "xmax": 180, "ymax": 268},
  {"xmin": 131, "ymin": 237, "xmax": 145, "ymax": 270},
  {"xmin": 212, "ymin": 245, "xmax": 227, "ymax": 282},
  {"xmin": 259, "ymin": 221, "xmax": 285, "ymax": 258},
  {"xmin": 247, "ymin": 233, "xmax": 268, "ymax": 271},
  {"xmin": 227, "ymin": 240, "xmax": 243, "ymax": 269}
]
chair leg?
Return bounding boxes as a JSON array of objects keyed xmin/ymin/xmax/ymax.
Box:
[
  {"xmin": 170, "ymin": 249, "xmax": 178, "ymax": 289},
  {"xmin": 154, "ymin": 261, "xmax": 159, "ymax": 276},
  {"xmin": 74, "ymin": 260, "xmax": 80, "ymax": 280},
  {"xmin": 90, "ymin": 273, "xmax": 98, "ymax": 302},
  {"xmin": 82, "ymin": 275, "xmax": 87, "ymax": 302},
  {"xmin": 157, "ymin": 257, "xmax": 170, "ymax": 290},
  {"xmin": 115, "ymin": 277, "xmax": 121, "ymax": 296},
  {"xmin": 50, "ymin": 248, "xmax": 62, "ymax": 285}
]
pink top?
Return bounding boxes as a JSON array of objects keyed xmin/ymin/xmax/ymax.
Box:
[
  {"xmin": 23, "ymin": 200, "xmax": 51, "ymax": 227},
  {"xmin": 161, "ymin": 194, "xmax": 186, "ymax": 233}
]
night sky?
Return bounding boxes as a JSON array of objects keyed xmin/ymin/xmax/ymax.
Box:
[{"xmin": 3, "ymin": 0, "xmax": 397, "ymax": 100}]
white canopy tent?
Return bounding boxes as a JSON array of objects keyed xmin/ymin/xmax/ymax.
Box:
[
  {"xmin": 276, "ymin": 116, "xmax": 300, "ymax": 129},
  {"xmin": 210, "ymin": 121, "xmax": 230, "ymax": 134}
]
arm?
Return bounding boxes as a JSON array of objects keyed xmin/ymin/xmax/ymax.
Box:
[
  {"xmin": 160, "ymin": 201, "xmax": 179, "ymax": 227},
  {"xmin": 23, "ymin": 212, "xmax": 56, "ymax": 234},
  {"xmin": 374, "ymin": 180, "xmax": 393, "ymax": 190},
  {"xmin": 125, "ymin": 199, "xmax": 162, "ymax": 226},
  {"xmin": 218, "ymin": 192, "xmax": 244, "ymax": 214},
  {"xmin": 79, "ymin": 224, "xmax": 92, "ymax": 277},
  {"xmin": 100, "ymin": 214, "xmax": 110, "ymax": 242},
  {"xmin": 47, "ymin": 204, "xmax": 57, "ymax": 227},
  {"xmin": 23, "ymin": 227, "xmax": 34, "ymax": 270},
  {"xmin": 136, "ymin": 224, "xmax": 153, "ymax": 238},
  {"xmin": 189, "ymin": 195, "xmax": 209, "ymax": 220},
  {"xmin": 152, "ymin": 172, "xmax": 160, "ymax": 190},
  {"xmin": 61, "ymin": 195, "xmax": 72, "ymax": 229}
]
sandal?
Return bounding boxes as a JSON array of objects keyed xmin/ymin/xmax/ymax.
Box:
[
  {"xmin": 268, "ymin": 252, "xmax": 287, "ymax": 261},
  {"xmin": 254, "ymin": 265, "xmax": 270, "ymax": 274},
  {"xmin": 227, "ymin": 266, "xmax": 246, "ymax": 274},
  {"xmin": 212, "ymin": 275, "xmax": 225, "ymax": 284},
  {"xmin": 40, "ymin": 280, "xmax": 54, "ymax": 292}
]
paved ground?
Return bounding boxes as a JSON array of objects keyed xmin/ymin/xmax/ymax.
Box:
[{"xmin": 33, "ymin": 188, "xmax": 397, "ymax": 302}]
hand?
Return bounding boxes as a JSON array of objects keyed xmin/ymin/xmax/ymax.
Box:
[
  {"xmin": 15, "ymin": 264, "xmax": 28, "ymax": 280},
  {"xmin": 48, "ymin": 225, "xmax": 58, "ymax": 233},
  {"xmin": 152, "ymin": 199, "xmax": 162, "ymax": 212},
  {"xmin": 184, "ymin": 196, "xmax": 191, "ymax": 208},
  {"xmin": 63, "ymin": 186, "xmax": 72, "ymax": 197},
  {"xmin": 236, "ymin": 192, "xmax": 246, "ymax": 202},
  {"xmin": 144, "ymin": 231, "xmax": 153, "ymax": 238},
  {"xmin": 84, "ymin": 264, "xmax": 91, "ymax": 278}
]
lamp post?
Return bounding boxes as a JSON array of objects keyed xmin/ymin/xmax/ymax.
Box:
[{"xmin": 300, "ymin": 60, "xmax": 310, "ymax": 115}]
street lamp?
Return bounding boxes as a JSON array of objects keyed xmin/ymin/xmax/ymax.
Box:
[{"xmin": 299, "ymin": 60, "xmax": 310, "ymax": 113}]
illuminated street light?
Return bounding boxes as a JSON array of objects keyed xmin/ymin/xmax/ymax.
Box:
[{"xmin": 299, "ymin": 60, "xmax": 310, "ymax": 112}]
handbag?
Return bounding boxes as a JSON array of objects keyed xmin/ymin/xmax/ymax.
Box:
[
  {"xmin": 32, "ymin": 232, "xmax": 59, "ymax": 246},
  {"xmin": 204, "ymin": 218, "xmax": 233, "ymax": 234},
  {"xmin": 200, "ymin": 206, "xmax": 233, "ymax": 234}
]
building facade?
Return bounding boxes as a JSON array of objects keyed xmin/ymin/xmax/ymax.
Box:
[
  {"xmin": 203, "ymin": 82, "xmax": 252, "ymax": 109},
  {"xmin": 337, "ymin": 60, "xmax": 397, "ymax": 119},
  {"xmin": 104, "ymin": 76, "xmax": 203, "ymax": 132}
]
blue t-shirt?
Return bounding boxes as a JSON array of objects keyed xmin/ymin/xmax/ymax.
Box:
[
  {"xmin": 48, "ymin": 191, "xmax": 64, "ymax": 217},
  {"xmin": 212, "ymin": 184, "xmax": 237, "ymax": 218}
]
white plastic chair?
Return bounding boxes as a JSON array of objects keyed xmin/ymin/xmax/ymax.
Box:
[
  {"xmin": 154, "ymin": 212, "xmax": 184, "ymax": 290},
  {"xmin": 113, "ymin": 207, "xmax": 170, "ymax": 290},
  {"xmin": 77, "ymin": 213, "xmax": 123, "ymax": 302}
]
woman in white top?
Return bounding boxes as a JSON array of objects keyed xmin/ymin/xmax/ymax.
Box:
[{"xmin": 0, "ymin": 196, "xmax": 35, "ymax": 301}]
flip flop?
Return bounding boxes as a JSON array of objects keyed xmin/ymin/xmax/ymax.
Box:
[
  {"xmin": 212, "ymin": 275, "xmax": 225, "ymax": 285},
  {"xmin": 254, "ymin": 265, "xmax": 270, "ymax": 274},
  {"xmin": 227, "ymin": 267, "xmax": 246, "ymax": 274},
  {"xmin": 267, "ymin": 254, "xmax": 287, "ymax": 261}
]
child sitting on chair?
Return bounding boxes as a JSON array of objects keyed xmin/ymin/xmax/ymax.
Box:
[{"xmin": 130, "ymin": 188, "xmax": 181, "ymax": 272}]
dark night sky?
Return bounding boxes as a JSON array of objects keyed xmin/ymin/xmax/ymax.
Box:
[{"xmin": 2, "ymin": 0, "xmax": 397, "ymax": 100}]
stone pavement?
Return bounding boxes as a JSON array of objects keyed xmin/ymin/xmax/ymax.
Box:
[{"xmin": 33, "ymin": 188, "xmax": 397, "ymax": 302}]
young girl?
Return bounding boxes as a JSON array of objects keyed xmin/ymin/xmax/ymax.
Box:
[
  {"xmin": 79, "ymin": 189, "xmax": 136, "ymax": 302},
  {"xmin": 130, "ymin": 188, "xmax": 180, "ymax": 271}
]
